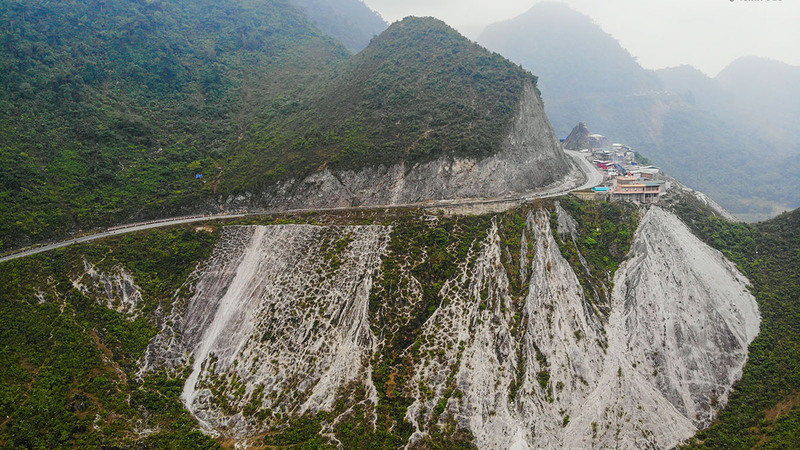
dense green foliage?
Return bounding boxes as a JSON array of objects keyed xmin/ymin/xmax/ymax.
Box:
[
  {"xmin": 0, "ymin": 0, "xmax": 348, "ymax": 249},
  {"xmin": 1, "ymin": 3, "xmax": 537, "ymax": 251},
  {"xmin": 553, "ymin": 198, "xmax": 639, "ymax": 319},
  {"xmin": 0, "ymin": 226, "xmax": 220, "ymax": 448},
  {"xmin": 226, "ymin": 16, "xmax": 536, "ymax": 193},
  {"xmin": 670, "ymin": 198, "xmax": 800, "ymax": 448}
]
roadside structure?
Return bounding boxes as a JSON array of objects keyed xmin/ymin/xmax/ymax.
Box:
[{"xmin": 611, "ymin": 176, "xmax": 663, "ymax": 203}]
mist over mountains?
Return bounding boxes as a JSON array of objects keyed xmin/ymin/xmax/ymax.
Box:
[
  {"xmin": 478, "ymin": 2, "xmax": 800, "ymax": 221},
  {"xmin": 659, "ymin": 56, "xmax": 800, "ymax": 149},
  {"xmin": 289, "ymin": 0, "xmax": 386, "ymax": 52}
]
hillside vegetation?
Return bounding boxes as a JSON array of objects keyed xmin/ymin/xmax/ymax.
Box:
[
  {"xmin": 224, "ymin": 17, "xmax": 538, "ymax": 194},
  {"xmin": 668, "ymin": 197, "xmax": 800, "ymax": 448},
  {"xmin": 1, "ymin": 3, "xmax": 541, "ymax": 251},
  {"xmin": 0, "ymin": 0, "xmax": 349, "ymax": 249},
  {"xmin": 0, "ymin": 226, "xmax": 221, "ymax": 448}
]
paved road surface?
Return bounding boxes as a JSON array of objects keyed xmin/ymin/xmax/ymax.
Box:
[
  {"xmin": 565, "ymin": 149, "xmax": 604, "ymax": 191},
  {"xmin": 0, "ymin": 150, "xmax": 602, "ymax": 264}
]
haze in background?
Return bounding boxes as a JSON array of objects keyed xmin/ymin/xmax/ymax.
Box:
[{"xmin": 362, "ymin": 0, "xmax": 800, "ymax": 76}]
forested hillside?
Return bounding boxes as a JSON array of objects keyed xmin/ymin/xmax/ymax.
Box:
[
  {"xmin": 225, "ymin": 17, "xmax": 539, "ymax": 195},
  {"xmin": 0, "ymin": 226, "xmax": 222, "ymax": 447},
  {"xmin": 0, "ymin": 2, "xmax": 548, "ymax": 251},
  {"xmin": 0, "ymin": 0, "xmax": 349, "ymax": 249}
]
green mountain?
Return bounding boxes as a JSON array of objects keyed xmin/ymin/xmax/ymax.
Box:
[
  {"xmin": 478, "ymin": 2, "xmax": 799, "ymax": 221},
  {"xmin": 1, "ymin": 3, "xmax": 554, "ymax": 250},
  {"xmin": 289, "ymin": 0, "xmax": 387, "ymax": 53},
  {"xmin": 225, "ymin": 16, "xmax": 542, "ymax": 195},
  {"xmin": 0, "ymin": 0, "xmax": 350, "ymax": 249}
]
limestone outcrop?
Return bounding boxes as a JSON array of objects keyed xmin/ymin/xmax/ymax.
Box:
[
  {"xmin": 144, "ymin": 206, "xmax": 759, "ymax": 448},
  {"xmin": 226, "ymin": 84, "xmax": 576, "ymax": 210},
  {"xmin": 564, "ymin": 122, "xmax": 610, "ymax": 150}
]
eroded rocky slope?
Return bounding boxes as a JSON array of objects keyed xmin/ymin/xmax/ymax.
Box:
[
  {"xmin": 144, "ymin": 204, "xmax": 759, "ymax": 448},
  {"xmin": 228, "ymin": 82, "xmax": 575, "ymax": 211}
]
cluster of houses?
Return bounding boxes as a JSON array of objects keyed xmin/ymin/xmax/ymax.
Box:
[{"xmin": 576, "ymin": 143, "xmax": 666, "ymax": 203}]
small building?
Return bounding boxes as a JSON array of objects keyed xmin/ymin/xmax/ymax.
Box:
[
  {"xmin": 613, "ymin": 163, "xmax": 629, "ymax": 175},
  {"xmin": 572, "ymin": 190, "xmax": 599, "ymax": 201},
  {"xmin": 595, "ymin": 160, "xmax": 614, "ymax": 170},
  {"xmin": 611, "ymin": 176, "xmax": 663, "ymax": 203}
]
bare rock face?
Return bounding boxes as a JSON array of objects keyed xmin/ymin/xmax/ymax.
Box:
[
  {"xmin": 401, "ymin": 210, "xmax": 606, "ymax": 448},
  {"xmin": 72, "ymin": 259, "xmax": 143, "ymax": 319},
  {"xmin": 564, "ymin": 206, "xmax": 760, "ymax": 448},
  {"xmin": 228, "ymin": 84, "xmax": 574, "ymax": 210},
  {"xmin": 143, "ymin": 206, "xmax": 759, "ymax": 448},
  {"xmin": 563, "ymin": 122, "xmax": 610, "ymax": 150},
  {"xmin": 146, "ymin": 224, "xmax": 391, "ymax": 437}
]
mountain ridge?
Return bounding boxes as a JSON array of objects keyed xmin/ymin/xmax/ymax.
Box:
[
  {"xmin": 0, "ymin": 5, "xmax": 574, "ymax": 250},
  {"xmin": 477, "ymin": 2, "xmax": 799, "ymax": 221}
]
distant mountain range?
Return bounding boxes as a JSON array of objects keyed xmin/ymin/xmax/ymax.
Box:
[
  {"xmin": 659, "ymin": 56, "xmax": 800, "ymax": 150},
  {"xmin": 478, "ymin": 2, "xmax": 800, "ymax": 221}
]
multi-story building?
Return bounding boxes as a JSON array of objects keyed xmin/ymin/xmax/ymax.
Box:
[{"xmin": 611, "ymin": 176, "xmax": 663, "ymax": 203}]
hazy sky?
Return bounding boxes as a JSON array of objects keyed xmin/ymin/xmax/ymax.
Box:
[{"xmin": 361, "ymin": 0, "xmax": 800, "ymax": 76}]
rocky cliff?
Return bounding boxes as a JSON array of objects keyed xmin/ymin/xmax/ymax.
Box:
[
  {"xmin": 227, "ymin": 82, "xmax": 575, "ymax": 211},
  {"xmin": 563, "ymin": 122, "xmax": 609, "ymax": 151},
  {"xmin": 144, "ymin": 203, "xmax": 759, "ymax": 448}
]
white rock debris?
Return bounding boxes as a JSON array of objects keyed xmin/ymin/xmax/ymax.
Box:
[
  {"xmin": 143, "ymin": 206, "xmax": 759, "ymax": 448},
  {"xmin": 403, "ymin": 207, "xmax": 758, "ymax": 448},
  {"xmin": 73, "ymin": 258, "xmax": 143, "ymax": 319},
  {"xmin": 148, "ymin": 224, "xmax": 390, "ymax": 439},
  {"xmin": 564, "ymin": 206, "xmax": 760, "ymax": 448}
]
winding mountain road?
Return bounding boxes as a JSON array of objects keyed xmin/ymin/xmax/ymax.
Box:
[{"xmin": 0, "ymin": 150, "xmax": 602, "ymax": 264}]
